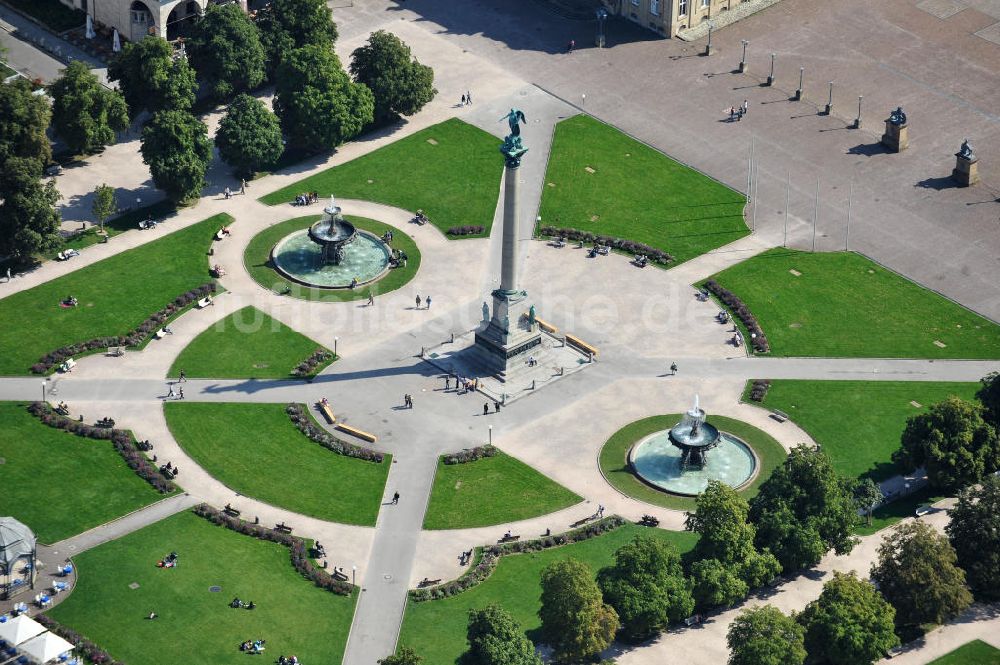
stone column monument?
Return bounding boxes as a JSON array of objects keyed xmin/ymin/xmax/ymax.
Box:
[
  {"xmin": 951, "ymin": 138, "xmax": 979, "ymax": 187},
  {"xmin": 880, "ymin": 106, "xmax": 909, "ymax": 152},
  {"xmin": 473, "ymin": 109, "xmax": 542, "ymax": 381}
]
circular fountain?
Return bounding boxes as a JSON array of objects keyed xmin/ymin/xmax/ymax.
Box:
[
  {"xmin": 628, "ymin": 396, "xmax": 758, "ymax": 496},
  {"xmin": 270, "ymin": 196, "xmax": 392, "ymax": 289}
]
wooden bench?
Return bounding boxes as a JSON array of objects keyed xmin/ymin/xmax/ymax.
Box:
[
  {"xmin": 223, "ymin": 504, "xmax": 241, "ymax": 518},
  {"xmin": 60, "ymin": 358, "xmax": 76, "ymax": 373},
  {"xmin": 771, "ymin": 410, "xmax": 789, "ymax": 423},
  {"xmin": 336, "ymin": 422, "xmax": 377, "ymax": 443},
  {"xmin": 418, "ymin": 578, "xmax": 442, "ymax": 588},
  {"xmin": 497, "ymin": 534, "xmax": 520, "ymax": 544},
  {"xmin": 197, "ymin": 296, "xmax": 213, "ymax": 308},
  {"xmin": 274, "ymin": 523, "xmax": 293, "ymax": 534},
  {"xmin": 565, "ymin": 334, "xmax": 598, "ymax": 357},
  {"xmin": 317, "ymin": 401, "xmax": 336, "ymax": 424},
  {"xmin": 107, "ymin": 346, "xmax": 125, "ymax": 357}
]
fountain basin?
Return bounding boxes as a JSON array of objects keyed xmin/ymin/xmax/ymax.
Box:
[
  {"xmin": 270, "ymin": 229, "xmax": 391, "ymax": 289},
  {"xmin": 629, "ymin": 429, "xmax": 757, "ymax": 496}
]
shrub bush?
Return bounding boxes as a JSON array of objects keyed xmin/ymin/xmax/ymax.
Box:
[
  {"xmin": 703, "ymin": 279, "xmax": 770, "ymax": 353},
  {"xmin": 285, "ymin": 403, "xmax": 384, "ymax": 462},
  {"xmin": 539, "ymin": 226, "xmax": 674, "ymax": 265},
  {"xmin": 446, "ymin": 225, "xmax": 484, "ymax": 236},
  {"xmin": 192, "ymin": 504, "xmax": 353, "ymax": 596},
  {"xmin": 748, "ymin": 379, "xmax": 771, "ymax": 402},
  {"xmin": 27, "ymin": 402, "xmax": 176, "ymax": 493},
  {"xmin": 291, "ymin": 348, "xmax": 334, "ymax": 378},
  {"xmin": 442, "ymin": 444, "xmax": 498, "ymax": 465},
  {"xmin": 34, "ymin": 614, "xmax": 125, "ymax": 665},
  {"xmin": 31, "ymin": 283, "xmax": 217, "ymax": 373}
]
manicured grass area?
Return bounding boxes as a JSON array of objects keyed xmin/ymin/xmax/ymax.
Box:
[
  {"xmin": 260, "ymin": 119, "xmax": 503, "ymax": 238},
  {"xmin": 168, "ymin": 306, "xmax": 333, "ymax": 379},
  {"xmin": 4, "ymin": 0, "xmax": 84, "ymax": 32},
  {"xmin": 164, "ymin": 403, "xmax": 388, "ymax": 525},
  {"xmin": 0, "ymin": 214, "xmax": 229, "ymax": 375},
  {"xmin": 0, "ymin": 402, "xmax": 166, "ymax": 543},
  {"xmin": 928, "ymin": 640, "xmax": 1000, "ymax": 665},
  {"xmin": 423, "ymin": 450, "xmax": 582, "ymax": 530},
  {"xmin": 599, "ymin": 414, "xmax": 787, "ymax": 511},
  {"xmin": 749, "ymin": 380, "xmax": 980, "ymax": 482},
  {"xmin": 399, "ymin": 524, "xmax": 697, "ymax": 664},
  {"xmin": 243, "ymin": 215, "xmax": 421, "ymax": 302},
  {"xmin": 48, "ymin": 511, "xmax": 357, "ymax": 665},
  {"xmin": 536, "ymin": 114, "xmax": 748, "ymax": 264},
  {"xmin": 706, "ymin": 249, "xmax": 1000, "ymax": 358}
]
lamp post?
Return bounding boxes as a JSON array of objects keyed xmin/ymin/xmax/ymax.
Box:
[
  {"xmin": 581, "ymin": 93, "xmax": 586, "ymax": 109},
  {"xmin": 488, "ymin": 425, "xmax": 493, "ymax": 445},
  {"xmin": 766, "ymin": 53, "xmax": 775, "ymax": 86},
  {"xmin": 739, "ymin": 39, "xmax": 748, "ymax": 73},
  {"xmin": 334, "ymin": 336, "xmax": 339, "ymax": 357},
  {"xmin": 853, "ymin": 95, "xmax": 863, "ymax": 129},
  {"xmin": 41, "ymin": 381, "xmax": 46, "ymax": 403},
  {"xmin": 352, "ymin": 565, "xmax": 356, "ymax": 586},
  {"xmin": 794, "ymin": 66, "xmax": 804, "ymax": 101},
  {"xmin": 704, "ymin": 21, "xmax": 714, "ymax": 56},
  {"xmin": 595, "ymin": 8, "xmax": 607, "ymax": 48},
  {"xmin": 824, "ymin": 82, "xmax": 834, "ymax": 115}
]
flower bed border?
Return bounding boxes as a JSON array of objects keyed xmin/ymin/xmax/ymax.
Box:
[
  {"xmin": 27, "ymin": 401, "xmax": 176, "ymax": 494},
  {"xmin": 286, "ymin": 403, "xmax": 384, "ymax": 463},
  {"xmin": 408, "ymin": 515, "xmax": 626, "ymax": 602},
  {"xmin": 446, "ymin": 225, "xmax": 485, "ymax": 236},
  {"xmin": 703, "ymin": 279, "xmax": 770, "ymax": 353},
  {"xmin": 192, "ymin": 504, "xmax": 354, "ymax": 596},
  {"xmin": 442, "ymin": 444, "xmax": 498, "ymax": 465},
  {"xmin": 291, "ymin": 347, "xmax": 336, "ymax": 379},
  {"xmin": 34, "ymin": 614, "xmax": 124, "ymax": 665},
  {"xmin": 748, "ymin": 379, "xmax": 771, "ymax": 402},
  {"xmin": 538, "ymin": 226, "xmax": 673, "ymax": 265}
]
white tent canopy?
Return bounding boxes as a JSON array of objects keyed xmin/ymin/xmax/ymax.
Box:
[
  {"xmin": 18, "ymin": 631, "xmax": 74, "ymax": 663},
  {"xmin": 0, "ymin": 614, "xmax": 45, "ymax": 645}
]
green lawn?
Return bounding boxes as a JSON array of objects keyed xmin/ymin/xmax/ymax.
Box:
[
  {"xmin": 243, "ymin": 215, "xmax": 421, "ymax": 302},
  {"xmin": 707, "ymin": 249, "xmax": 1000, "ymax": 358},
  {"xmin": 399, "ymin": 524, "xmax": 697, "ymax": 664},
  {"xmin": 536, "ymin": 114, "xmax": 748, "ymax": 264},
  {"xmin": 168, "ymin": 306, "xmax": 333, "ymax": 379},
  {"xmin": 0, "ymin": 402, "xmax": 167, "ymax": 543},
  {"xmin": 48, "ymin": 511, "xmax": 357, "ymax": 665},
  {"xmin": 0, "ymin": 214, "xmax": 230, "ymax": 375},
  {"xmin": 750, "ymin": 380, "xmax": 980, "ymax": 482},
  {"xmin": 164, "ymin": 403, "xmax": 388, "ymax": 525},
  {"xmin": 928, "ymin": 640, "xmax": 1000, "ymax": 665},
  {"xmin": 423, "ymin": 450, "xmax": 582, "ymax": 530},
  {"xmin": 260, "ymin": 119, "xmax": 503, "ymax": 238},
  {"xmin": 599, "ymin": 414, "xmax": 787, "ymax": 511}
]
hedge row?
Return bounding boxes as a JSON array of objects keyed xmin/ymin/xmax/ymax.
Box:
[
  {"xmin": 442, "ymin": 444, "xmax": 498, "ymax": 465},
  {"xmin": 34, "ymin": 614, "xmax": 124, "ymax": 665},
  {"xmin": 285, "ymin": 403, "xmax": 384, "ymax": 463},
  {"xmin": 446, "ymin": 225, "xmax": 485, "ymax": 236},
  {"xmin": 27, "ymin": 402, "xmax": 176, "ymax": 494},
  {"xmin": 408, "ymin": 515, "xmax": 626, "ymax": 602},
  {"xmin": 291, "ymin": 348, "xmax": 334, "ymax": 378},
  {"xmin": 748, "ymin": 379, "xmax": 771, "ymax": 402},
  {"xmin": 30, "ymin": 283, "xmax": 217, "ymax": 374},
  {"xmin": 192, "ymin": 504, "xmax": 354, "ymax": 596},
  {"xmin": 703, "ymin": 279, "xmax": 770, "ymax": 353},
  {"xmin": 538, "ymin": 226, "xmax": 673, "ymax": 265}
]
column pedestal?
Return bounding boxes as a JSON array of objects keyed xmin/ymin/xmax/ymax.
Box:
[
  {"xmin": 880, "ymin": 122, "xmax": 908, "ymax": 152},
  {"xmin": 952, "ymin": 155, "xmax": 979, "ymax": 187}
]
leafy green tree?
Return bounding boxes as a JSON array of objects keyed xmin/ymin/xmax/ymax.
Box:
[
  {"xmin": 49, "ymin": 61, "xmax": 129, "ymax": 155},
  {"xmin": 140, "ymin": 110, "xmax": 212, "ymax": 203},
  {"xmin": 976, "ymin": 372, "xmax": 1000, "ymax": 430},
  {"xmin": 108, "ymin": 37, "xmax": 197, "ymax": 114},
  {"xmin": 91, "ymin": 184, "xmax": 118, "ymax": 232},
  {"xmin": 690, "ymin": 558, "xmax": 747, "ymax": 610},
  {"xmin": 378, "ymin": 647, "xmax": 422, "ymax": 665},
  {"xmin": 727, "ymin": 605, "xmax": 806, "ymax": 665},
  {"xmin": 0, "ymin": 157, "xmax": 61, "ymax": 261},
  {"xmin": 750, "ymin": 445, "xmax": 858, "ymax": 573},
  {"xmin": 186, "ymin": 3, "xmax": 266, "ymax": 102},
  {"xmin": 462, "ymin": 604, "xmax": 541, "ymax": 665},
  {"xmin": 215, "ymin": 94, "xmax": 283, "ymax": 177},
  {"xmin": 597, "ymin": 535, "xmax": 694, "ymax": 641},
  {"xmin": 349, "ymin": 30, "xmax": 436, "ymax": 125},
  {"xmin": 798, "ymin": 572, "xmax": 899, "ymax": 665},
  {"xmin": 539, "ymin": 559, "xmax": 619, "ymax": 663},
  {"xmin": 0, "ymin": 77, "xmax": 52, "ymax": 167},
  {"xmin": 894, "ymin": 396, "xmax": 1000, "ymax": 492},
  {"xmin": 870, "ymin": 521, "xmax": 971, "ymax": 627},
  {"xmin": 946, "ymin": 475, "xmax": 1000, "ymax": 601},
  {"xmin": 273, "ymin": 44, "xmax": 373, "ymax": 152},
  {"xmin": 687, "ymin": 480, "xmax": 781, "ymax": 589},
  {"xmin": 257, "ymin": 0, "xmax": 337, "ymax": 75},
  {"xmin": 853, "ymin": 478, "xmax": 884, "ymax": 527}
]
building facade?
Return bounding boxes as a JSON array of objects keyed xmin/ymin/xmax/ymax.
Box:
[
  {"xmin": 603, "ymin": 0, "xmax": 748, "ymax": 37},
  {"xmin": 57, "ymin": 0, "xmax": 213, "ymax": 43}
]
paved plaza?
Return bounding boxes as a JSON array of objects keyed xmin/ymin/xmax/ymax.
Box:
[{"xmin": 1, "ymin": 0, "xmax": 999, "ymax": 663}]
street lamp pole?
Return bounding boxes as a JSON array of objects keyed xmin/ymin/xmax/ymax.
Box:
[
  {"xmin": 825, "ymin": 82, "xmax": 834, "ymax": 115},
  {"xmin": 766, "ymin": 53, "xmax": 775, "ymax": 86},
  {"xmin": 783, "ymin": 170, "xmax": 790, "ymax": 248},
  {"xmin": 704, "ymin": 21, "xmax": 714, "ymax": 56},
  {"xmin": 812, "ymin": 179, "xmax": 819, "ymax": 252},
  {"xmin": 739, "ymin": 39, "xmax": 748, "ymax": 73},
  {"xmin": 853, "ymin": 95, "xmax": 863, "ymax": 129},
  {"xmin": 42, "ymin": 381, "xmax": 46, "ymax": 403},
  {"xmin": 488, "ymin": 425, "xmax": 493, "ymax": 445},
  {"xmin": 595, "ymin": 8, "xmax": 607, "ymax": 48},
  {"xmin": 352, "ymin": 565, "xmax": 356, "ymax": 586},
  {"xmin": 794, "ymin": 66, "xmax": 804, "ymax": 101},
  {"xmin": 334, "ymin": 336, "xmax": 339, "ymax": 357}
]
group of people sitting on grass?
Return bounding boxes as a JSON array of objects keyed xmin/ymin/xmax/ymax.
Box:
[
  {"xmin": 55, "ymin": 402, "xmax": 70, "ymax": 416},
  {"xmin": 293, "ymin": 192, "xmax": 319, "ymax": 206},
  {"xmin": 62, "ymin": 295, "xmax": 78, "ymax": 307},
  {"xmin": 239, "ymin": 639, "xmax": 266, "ymax": 654},
  {"xmin": 230, "ymin": 597, "xmax": 256, "ymax": 610},
  {"xmin": 277, "ymin": 656, "xmax": 300, "ymax": 664},
  {"xmin": 156, "ymin": 551, "xmax": 179, "ymax": 568}
]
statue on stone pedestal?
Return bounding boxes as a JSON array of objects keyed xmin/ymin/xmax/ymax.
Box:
[
  {"xmin": 482, "ymin": 301, "xmax": 490, "ymax": 322},
  {"xmin": 888, "ymin": 106, "xmax": 906, "ymax": 125},
  {"xmin": 957, "ymin": 138, "xmax": 975, "ymax": 161},
  {"xmin": 499, "ymin": 108, "xmax": 529, "ymax": 167},
  {"xmin": 528, "ymin": 305, "xmax": 536, "ymax": 326}
]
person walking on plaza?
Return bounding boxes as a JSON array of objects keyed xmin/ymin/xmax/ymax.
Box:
[
  {"xmin": 483, "ymin": 403, "xmax": 489, "ymax": 416},
  {"xmin": 415, "ymin": 295, "xmax": 421, "ymax": 309},
  {"xmin": 466, "ymin": 90, "xmax": 472, "ymax": 104},
  {"xmin": 445, "ymin": 376, "xmax": 451, "ymax": 390},
  {"xmin": 461, "ymin": 93, "xmax": 466, "ymax": 106},
  {"xmin": 167, "ymin": 384, "xmax": 175, "ymax": 398},
  {"xmin": 426, "ymin": 295, "xmax": 432, "ymax": 309},
  {"xmin": 178, "ymin": 387, "xmax": 184, "ymax": 400},
  {"xmin": 494, "ymin": 401, "xmax": 500, "ymax": 413},
  {"xmin": 367, "ymin": 292, "xmax": 374, "ymax": 306},
  {"xmin": 391, "ymin": 491, "xmax": 400, "ymax": 505},
  {"xmin": 179, "ymin": 370, "xmax": 186, "ymax": 383},
  {"xmin": 670, "ymin": 362, "xmax": 678, "ymax": 376},
  {"xmin": 742, "ymin": 99, "xmax": 748, "ymax": 115}
]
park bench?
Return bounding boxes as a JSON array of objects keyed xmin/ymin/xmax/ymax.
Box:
[
  {"xmin": 771, "ymin": 410, "xmax": 789, "ymax": 423},
  {"xmin": 197, "ymin": 295, "xmax": 213, "ymax": 308},
  {"xmin": 317, "ymin": 401, "xmax": 336, "ymax": 424},
  {"xmin": 223, "ymin": 504, "xmax": 241, "ymax": 518},
  {"xmin": 684, "ymin": 614, "xmax": 704, "ymax": 627},
  {"xmin": 565, "ymin": 334, "xmax": 598, "ymax": 357},
  {"xmin": 274, "ymin": 523, "xmax": 293, "ymax": 535},
  {"xmin": 332, "ymin": 569, "xmax": 349, "ymax": 582},
  {"xmin": 418, "ymin": 578, "xmax": 442, "ymax": 588},
  {"xmin": 59, "ymin": 358, "xmax": 76, "ymax": 373},
  {"xmin": 336, "ymin": 422, "xmax": 377, "ymax": 443},
  {"xmin": 107, "ymin": 346, "xmax": 125, "ymax": 357},
  {"xmin": 497, "ymin": 534, "xmax": 520, "ymax": 544}
]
